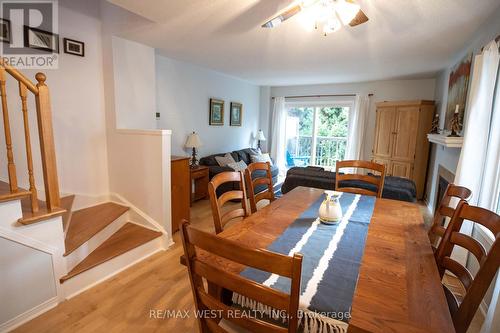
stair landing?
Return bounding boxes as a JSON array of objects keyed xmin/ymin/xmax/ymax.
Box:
[
  {"xmin": 0, "ymin": 180, "xmax": 66, "ymax": 224},
  {"xmin": 0, "ymin": 180, "xmax": 30, "ymax": 202},
  {"xmin": 64, "ymin": 202, "xmax": 129, "ymax": 256},
  {"xmin": 60, "ymin": 222, "xmax": 162, "ymax": 282}
]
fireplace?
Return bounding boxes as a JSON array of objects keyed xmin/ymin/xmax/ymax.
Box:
[{"xmin": 434, "ymin": 165, "xmax": 455, "ymax": 213}]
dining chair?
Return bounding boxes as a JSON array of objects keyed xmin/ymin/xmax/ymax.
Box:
[
  {"xmin": 335, "ymin": 160, "xmax": 386, "ymax": 198},
  {"xmin": 208, "ymin": 171, "xmax": 249, "ymax": 234},
  {"xmin": 180, "ymin": 220, "xmax": 303, "ymax": 333},
  {"xmin": 434, "ymin": 201, "xmax": 500, "ymax": 333},
  {"xmin": 244, "ymin": 162, "xmax": 276, "ymax": 214},
  {"xmin": 428, "ymin": 184, "xmax": 472, "ymax": 253}
]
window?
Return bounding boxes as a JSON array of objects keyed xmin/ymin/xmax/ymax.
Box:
[{"xmin": 285, "ymin": 103, "xmax": 350, "ymax": 169}]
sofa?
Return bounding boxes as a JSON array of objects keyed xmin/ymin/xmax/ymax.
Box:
[
  {"xmin": 200, "ymin": 148, "xmax": 279, "ymax": 196},
  {"xmin": 281, "ymin": 166, "xmax": 417, "ymax": 202}
]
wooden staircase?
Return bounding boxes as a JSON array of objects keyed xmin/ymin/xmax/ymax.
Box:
[
  {"xmin": 0, "ymin": 61, "xmax": 165, "ymax": 296},
  {"xmin": 60, "ymin": 222, "xmax": 162, "ymax": 282}
]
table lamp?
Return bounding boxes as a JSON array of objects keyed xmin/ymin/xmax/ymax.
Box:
[
  {"xmin": 256, "ymin": 130, "xmax": 266, "ymax": 150},
  {"xmin": 185, "ymin": 131, "xmax": 202, "ymax": 168}
]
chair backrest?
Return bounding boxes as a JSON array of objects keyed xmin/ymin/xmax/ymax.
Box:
[
  {"xmin": 208, "ymin": 171, "xmax": 249, "ymax": 234},
  {"xmin": 335, "ymin": 160, "xmax": 386, "ymax": 198},
  {"xmin": 180, "ymin": 221, "xmax": 303, "ymax": 333},
  {"xmin": 428, "ymin": 184, "xmax": 472, "ymax": 252},
  {"xmin": 435, "ymin": 201, "xmax": 500, "ymax": 333},
  {"xmin": 244, "ymin": 162, "xmax": 276, "ymax": 214}
]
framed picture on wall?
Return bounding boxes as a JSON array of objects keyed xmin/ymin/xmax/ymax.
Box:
[
  {"xmin": 209, "ymin": 98, "xmax": 224, "ymax": 126},
  {"xmin": 63, "ymin": 38, "xmax": 85, "ymax": 57},
  {"xmin": 24, "ymin": 25, "xmax": 59, "ymax": 53},
  {"xmin": 1, "ymin": 18, "xmax": 11, "ymax": 44},
  {"xmin": 230, "ymin": 102, "xmax": 242, "ymax": 126}
]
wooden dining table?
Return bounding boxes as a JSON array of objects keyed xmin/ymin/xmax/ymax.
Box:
[{"xmin": 182, "ymin": 186, "xmax": 455, "ymax": 333}]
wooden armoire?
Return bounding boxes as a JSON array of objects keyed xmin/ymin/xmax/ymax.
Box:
[{"xmin": 372, "ymin": 100, "xmax": 435, "ymax": 200}]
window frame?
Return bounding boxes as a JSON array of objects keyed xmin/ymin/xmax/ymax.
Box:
[{"xmin": 285, "ymin": 98, "xmax": 355, "ymax": 168}]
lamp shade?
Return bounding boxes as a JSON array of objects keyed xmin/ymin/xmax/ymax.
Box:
[
  {"xmin": 256, "ymin": 130, "xmax": 266, "ymax": 141},
  {"xmin": 185, "ymin": 132, "xmax": 202, "ymax": 148}
]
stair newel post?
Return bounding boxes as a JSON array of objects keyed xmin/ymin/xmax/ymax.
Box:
[
  {"xmin": 0, "ymin": 67, "xmax": 18, "ymax": 192},
  {"xmin": 34, "ymin": 72, "xmax": 60, "ymax": 210},
  {"xmin": 19, "ymin": 81, "xmax": 39, "ymax": 213}
]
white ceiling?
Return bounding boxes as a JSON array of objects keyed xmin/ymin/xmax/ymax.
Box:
[{"xmin": 107, "ymin": 0, "xmax": 500, "ymax": 86}]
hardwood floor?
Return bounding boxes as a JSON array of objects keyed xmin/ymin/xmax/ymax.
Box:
[{"xmin": 13, "ymin": 198, "xmax": 485, "ymax": 333}]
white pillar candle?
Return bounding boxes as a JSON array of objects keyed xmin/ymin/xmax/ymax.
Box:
[{"xmin": 455, "ymin": 104, "xmax": 460, "ymax": 113}]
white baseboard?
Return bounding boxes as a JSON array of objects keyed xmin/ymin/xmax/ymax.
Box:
[
  {"xmin": 0, "ymin": 297, "xmax": 58, "ymax": 333},
  {"xmin": 109, "ymin": 192, "xmax": 172, "ymax": 245}
]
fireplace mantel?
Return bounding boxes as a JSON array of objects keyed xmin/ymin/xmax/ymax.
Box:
[{"xmin": 427, "ymin": 134, "xmax": 463, "ymax": 148}]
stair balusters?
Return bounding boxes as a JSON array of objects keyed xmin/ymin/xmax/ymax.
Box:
[
  {"xmin": 19, "ymin": 81, "xmax": 39, "ymax": 213},
  {"xmin": 0, "ymin": 67, "xmax": 18, "ymax": 192},
  {"xmin": 0, "ymin": 60, "xmax": 61, "ymax": 221}
]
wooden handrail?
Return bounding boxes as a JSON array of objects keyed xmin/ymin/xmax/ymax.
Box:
[
  {"xmin": 0, "ymin": 61, "xmax": 61, "ymax": 216},
  {"xmin": 0, "ymin": 59, "xmax": 38, "ymax": 94}
]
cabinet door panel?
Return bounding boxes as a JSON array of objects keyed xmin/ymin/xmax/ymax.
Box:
[
  {"xmin": 392, "ymin": 161, "xmax": 413, "ymax": 179},
  {"xmin": 171, "ymin": 159, "xmax": 190, "ymax": 233},
  {"xmin": 392, "ymin": 107, "xmax": 419, "ymax": 161},
  {"xmin": 373, "ymin": 158, "xmax": 392, "ymax": 176},
  {"xmin": 373, "ymin": 108, "xmax": 396, "ymax": 158}
]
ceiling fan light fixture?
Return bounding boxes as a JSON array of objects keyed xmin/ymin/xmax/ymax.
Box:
[
  {"xmin": 323, "ymin": 17, "xmax": 341, "ymax": 35},
  {"xmin": 335, "ymin": 0, "xmax": 361, "ymax": 25}
]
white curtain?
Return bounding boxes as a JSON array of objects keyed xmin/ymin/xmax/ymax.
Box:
[
  {"xmin": 345, "ymin": 94, "xmax": 369, "ymax": 160},
  {"xmin": 270, "ymin": 97, "xmax": 287, "ymax": 172},
  {"xmin": 452, "ymin": 40, "xmax": 500, "ymax": 265},
  {"xmin": 479, "ymin": 41, "xmax": 500, "ymax": 333}
]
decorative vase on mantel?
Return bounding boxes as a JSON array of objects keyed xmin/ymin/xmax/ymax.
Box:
[
  {"xmin": 448, "ymin": 105, "xmax": 462, "ymax": 137},
  {"xmin": 429, "ymin": 114, "xmax": 440, "ymax": 134}
]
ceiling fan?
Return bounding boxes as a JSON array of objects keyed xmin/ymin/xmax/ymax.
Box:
[{"xmin": 262, "ymin": 0, "xmax": 369, "ymax": 35}]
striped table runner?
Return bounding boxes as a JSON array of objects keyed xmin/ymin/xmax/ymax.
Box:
[{"xmin": 233, "ymin": 192, "xmax": 376, "ymax": 333}]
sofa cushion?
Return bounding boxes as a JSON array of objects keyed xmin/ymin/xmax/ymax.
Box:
[
  {"xmin": 215, "ymin": 153, "xmax": 236, "ymax": 167},
  {"xmin": 250, "ymin": 153, "xmax": 273, "ymax": 165},
  {"xmin": 233, "ymin": 148, "xmax": 260, "ymax": 165},
  {"xmin": 281, "ymin": 167, "xmax": 417, "ymax": 202},
  {"xmin": 227, "ymin": 160, "xmax": 248, "ymax": 171}
]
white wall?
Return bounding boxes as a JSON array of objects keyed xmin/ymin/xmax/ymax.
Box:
[
  {"xmin": 268, "ymin": 78, "xmax": 437, "ymax": 165},
  {"xmin": 112, "ymin": 36, "xmax": 156, "ymax": 130},
  {"xmin": 0, "ymin": 0, "xmax": 109, "ymax": 197},
  {"xmin": 107, "ymin": 129, "xmax": 172, "ymax": 234},
  {"xmin": 155, "ymin": 55, "xmax": 261, "ymax": 157}
]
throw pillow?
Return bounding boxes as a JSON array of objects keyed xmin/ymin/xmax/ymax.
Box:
[
  {"xmin": 250, "ymin": 153, "xmax": 273, "ymax": 165},
  {"xmin": 215, "ymin": 153, "xmax": 236, "ymax": 167},
  {"xmin": 227, "ymin": 160, "xmax": 247, "ymax": 171}
]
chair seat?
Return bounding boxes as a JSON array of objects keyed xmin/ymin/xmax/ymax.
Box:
[{"xmin": 443, "ymin": 284, "xmax": 459, "ymax": 317}]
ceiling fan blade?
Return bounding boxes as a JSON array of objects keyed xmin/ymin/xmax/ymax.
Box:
[
  {"xmin": 349, "ymin": 9, "xmax": 369, "ymax": 27},
  {"xmin": 262, "ymin": 4, "xmax": 302, "ymax": 28}
]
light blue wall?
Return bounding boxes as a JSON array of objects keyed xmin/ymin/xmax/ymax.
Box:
[{"xmin": 155, "ymin": 55, "xmax": 261, "ymax": 157}]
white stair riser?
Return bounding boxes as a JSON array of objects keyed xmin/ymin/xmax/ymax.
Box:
[
  {"xmin": 0, "ymin": 200, "xmax": 23, "ymax": 227},
  {"xmin": 65, "ymin": 212, "xmax": 129, "ymax": 271},
  {"xmin": 62, "ymin": 235, "xmax": 166, "ymax": 299}
]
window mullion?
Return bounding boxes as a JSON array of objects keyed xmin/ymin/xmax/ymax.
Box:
[{"xmin": 311, "ymin": 107, "xmax": 319, "ymax": 166}]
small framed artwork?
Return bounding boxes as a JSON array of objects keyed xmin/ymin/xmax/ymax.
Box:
[
  {"xmin": 63, "ymin": 38, "xmax": 85, "ymax": 57},
  {"xmin": 209, "ymin": 98, "xmax": 225, "ymax": 126},
  {"xmin": 1, "ymin": 18, "xmax": 11, "ymax": 44},
  {"xmin": 230, "ymin": 102, "xmax": 243, "ymax": 126},
  {"xmin": 24, "ymin": 26, "xmax": 59, "ymax": 53}
]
